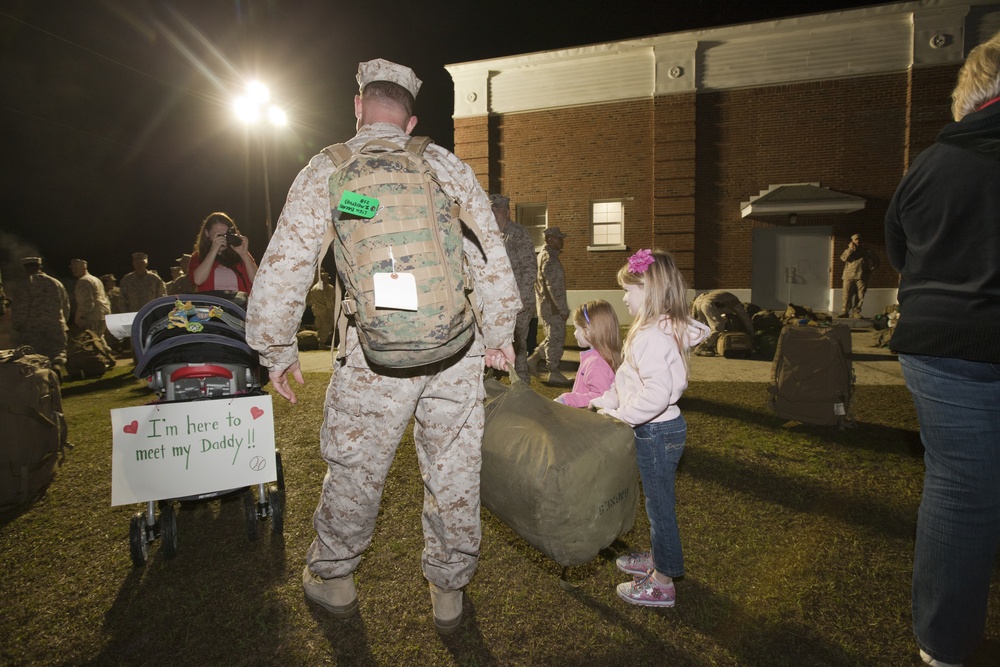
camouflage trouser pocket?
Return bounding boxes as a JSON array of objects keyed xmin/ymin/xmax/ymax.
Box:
[{"xmin": 321, "ymin": 376, "xmax": 363, "ymax": 467}]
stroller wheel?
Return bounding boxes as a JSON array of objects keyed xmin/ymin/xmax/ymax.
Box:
[
  {"xmin": 160, "ymin": 503, "xmax": 178, "ymax": 558},
  {"xmin": 268, "ymin": 486, "xmax": 284, "ymax": 536},
  {"xmin": 243, "ymin": 488, "xmax": 259, "ymax": 542},
  {"xmin": 275, "ymin": 450, "xmax": 285, "ymax": 491},
  {"xmin": 129, "ymin": 513, "xmax": 149, "ymax": 567}
]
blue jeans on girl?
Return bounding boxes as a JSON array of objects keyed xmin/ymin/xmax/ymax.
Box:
[
  {"xmin": 634, "ymin": 415, "xmax": 686, "ymax": 578},
  {"xmin": 899, "ymin": 353, "xmax": 1000, "ymax": 664}
]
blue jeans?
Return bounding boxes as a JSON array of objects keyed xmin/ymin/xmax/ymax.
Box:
[
  {"xmin": 899, "ymin": 353, "xmax": 1000, "ymax": 663},
  {"xmin": 634, "ymin": 415, "xmax": 686, "ymax": 578}
]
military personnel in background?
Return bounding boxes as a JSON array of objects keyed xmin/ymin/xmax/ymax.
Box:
[
  {"xmin": 690, "ymin": 289, "xmax": 754, "ymax": 356},
  {"xmin": 69, "ymin": 258, "xmax": 111, "ymax": 335},
  {"xmin": 9, "ymin": 256, "xmax": 71, "ymax": 375},
  {"xmin": 839, "ymin": 233, "xmax": 880, "ymax": 318},
  {"xmin": 246, "ymin": 58, "xmax": 519, "ymax": 635},
  {"xmin": 167, "ymin": 253, "xmax": 195, "ymax": 295},
  {"xmin": 120, "ymin": 251, "xmax": 166, "ymax": 312},
  {"xmin": 100, "ymin": 274, "xmax": 123, "ymax": 314},
  {"xmin": 490, "ymin": 194, "xmax": 537, "ymax": 385},
  {"xmin": 306, "ymin": 270, "xmax": 336, "ymax": 349},
  {"xmin": 527, "ymin": 227, "xmax": 572, "ymax": 387}
]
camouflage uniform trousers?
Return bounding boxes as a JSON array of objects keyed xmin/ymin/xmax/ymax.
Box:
[
  {"xmin": 532, "ymin": 314, "xmax": 566, "ymax": 373},
  {"xmin": 306, "ymin": 340, "xmax": 486, "ymax": 591},
  {"xmin": 511, "ymin": 307, "xmax": 534, "ymax": 383}
]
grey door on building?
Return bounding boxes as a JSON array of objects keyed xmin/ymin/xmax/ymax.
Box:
[{"xmin": 751, "ymin": 227, "xmax": 832, "ymax": 312}]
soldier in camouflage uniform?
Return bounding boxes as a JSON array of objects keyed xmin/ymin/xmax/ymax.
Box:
[
  {"xmin": 119, "ymin": 252, "xmax": 166, "ymax": 312},
  {"xmin": 306, "ymin": 270, "xmax": 336, "ymax": 348},
  {"xmin": 9, "ymin": 257, "xmax": 71, "ymax": 372},
  {"xmin": 490, "ymin": 194, "xmax": 537, "ymax": 385},
  {"xmin": 69, "ymin": 258, "xmax": 111, "ymax": 336},
  {"xmin": 166, "ymin": 254, "xmax": 195, "ymax": 296},
  {"xmin": 527, "ymin": 227, "xmax": 573, "ymax": 386},
  {"xmin": 246, "ymin": 58, "xmax": 519, "ymax": 634}
]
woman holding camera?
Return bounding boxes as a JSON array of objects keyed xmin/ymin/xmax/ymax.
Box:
[{"xmin": 189, "ymin": 211, "xmax": 258, "ymax": 293}]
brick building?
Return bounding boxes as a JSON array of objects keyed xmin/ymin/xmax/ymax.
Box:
[{"xmin": 446, "ymin": 0, "xmax": 1000, "ymax": 318}]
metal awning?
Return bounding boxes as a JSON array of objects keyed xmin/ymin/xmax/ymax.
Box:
[{"xmin": 740, "ymin": 183, "xmax": 866, "ymax": 218}]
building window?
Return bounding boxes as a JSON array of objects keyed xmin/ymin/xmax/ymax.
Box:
[
  {"xmin": 516, "ymin": 203, "xmax": 548, "ymax": 248},
  {"xmin": 591, "ymin": 200, "xmax": 624, "ymax": 247}
]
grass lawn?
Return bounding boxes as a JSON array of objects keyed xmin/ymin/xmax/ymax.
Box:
[{"xmin": 2, "ymin": 362, "xmax": 998, "ymax": 666}]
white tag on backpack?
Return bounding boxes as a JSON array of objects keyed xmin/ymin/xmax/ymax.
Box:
[{"xmin": 374, "ymin": 272, "xmax": 418, "ymax": 311}]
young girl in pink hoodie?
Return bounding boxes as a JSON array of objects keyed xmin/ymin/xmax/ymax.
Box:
[
  {"xmin": 590, "ymin": 248, "xmax": 710, "ymax": 609},
  {"xmin": 555, "ymin": 300, "xmax": 621, "ymax": 407}
]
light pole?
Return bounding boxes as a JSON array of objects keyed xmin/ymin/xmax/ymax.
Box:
[{"xmin": 233, "ymin": 81, "xmax": 286, "ymax": 240}]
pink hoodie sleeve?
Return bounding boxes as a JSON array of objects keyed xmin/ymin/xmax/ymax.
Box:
[{"xmin": 558, "ymin": 353, "xmax": 616, "ymax": 408}]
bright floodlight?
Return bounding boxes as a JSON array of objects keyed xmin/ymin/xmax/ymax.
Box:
[
  {"xmin": 267, "ymin": 106, "xmax": 287, "ymax": 126},
  {"xmin": 246, "ymin": 80, "xmax": 270, "ymax": 104},
  {"xmin": 233, "ymin": 95, "xmax": 259, "ymax": 123}
]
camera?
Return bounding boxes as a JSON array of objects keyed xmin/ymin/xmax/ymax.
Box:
[{"xmin": 225, "ymin": 230, "xmax": 243, "ymax": 247}]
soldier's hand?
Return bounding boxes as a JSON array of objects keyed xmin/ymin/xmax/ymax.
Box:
[
  {"xmin": 269, "ymin": 360, "xmax": 305, "ymax": 403},
  {"xmin": 484, "ymin": 345, "xmax": 515, "ymax": 371}
]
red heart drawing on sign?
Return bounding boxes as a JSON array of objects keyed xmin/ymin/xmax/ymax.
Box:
[
  {"xmin": 123, "ymin": 420, "xmax": 139, "ymax": 434},
  {"xmin": 251, "ymin": 407, "xmax": 265, "ymax": 420}
]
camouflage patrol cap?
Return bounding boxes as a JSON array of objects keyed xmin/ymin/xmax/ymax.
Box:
[
  {"xmin": 357, "ymin": 59, "xmax": 422, "ymax": 99},
  {"xmin": 544, "ymin": 227, "xmax": 567, "ymax": 238},
  {"xmin": 489, "ymin": 194, "xmax": 510, "ymax": 208},
  {"xmin": 21, "ymin": 256, "xmax": 42, "ymax": 265},
  {"xmin": 100, "ymin": 274, "xmax": 116, "ymax": 282},
  {"xmin": 132, "ymin": 252, "xmax": 148, "ymax": 260}
]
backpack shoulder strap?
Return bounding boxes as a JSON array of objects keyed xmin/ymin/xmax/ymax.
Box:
[
  {"xmin": 405, "ymin": 136, "xmax": 433, "ymax": 156},
  {"xmin": 322, "ymin": 143, "xmax": 354, "ymax": 168}
]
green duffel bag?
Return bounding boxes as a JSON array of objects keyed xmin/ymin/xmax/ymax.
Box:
[
  {"xmin": 0, "ymin": 347, "xmax": 67, "ymax": 512},
  {"xmin": 481, "ymin": 377, "xmax": 639, "ymax": 567}
]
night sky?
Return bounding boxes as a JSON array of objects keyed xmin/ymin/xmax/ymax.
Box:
[{"xmin": 0, "ymin": 0, "xmax": 878, "ymax": 287}]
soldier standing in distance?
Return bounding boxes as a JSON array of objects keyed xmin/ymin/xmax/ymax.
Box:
[
  {"xmin": 119, "ymin": 252, "xmax": 166, "ymax": 312},
  {"xmin": 489, "ymin": 194, "xmax": 537, "ymax": 385},
  {"xmin": 9, "ymin": 256, "xmax": 71, "ymax": 376},
  {"xmin": 527, "ymin": 227, "xmax": 573, "ymax": 386}
]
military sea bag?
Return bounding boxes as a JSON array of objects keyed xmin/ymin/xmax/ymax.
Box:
[
  {"xmin": 0, "ymin": 348, "xmax": 67, "ymax": 511},
  {"xmin": 481, "ymin": 377, "xmax": 639, "ymax": 567},
  {"xmin": 768, "ymin": 324, "xmax": 854, "ymax": 427},
  {"xmin": 66, "ymin": 329, "xmax": 117, "ymax": 379},
  {"xmin": 322, "ymin": 137, "xmax": 481, "ymax": 368},
  {"xmin": 716, "ymin": 331, "xmax": 753, "ymax": 358}
]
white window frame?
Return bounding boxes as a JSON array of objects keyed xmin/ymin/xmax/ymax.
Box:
[{"xmin": 589, "ymin": 200, "xmax": 626, "ymax": 250}]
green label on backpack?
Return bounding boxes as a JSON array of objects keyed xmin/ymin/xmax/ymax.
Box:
[{"xmin": 338, "ymin": 190, "xmax": 379, "ymax": 218}]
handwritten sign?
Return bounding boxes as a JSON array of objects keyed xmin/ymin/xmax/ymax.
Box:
[
  {"xmin": 337, "ymin": 190, "xmax": 379, "ymax": 218},
  {"xmin": 110, "ymin": 394, "xmax": 276, "ymax": 506}
]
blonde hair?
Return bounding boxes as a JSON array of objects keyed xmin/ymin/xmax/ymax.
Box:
[
  {"xmin": 952, "ymin": 30, "xmax": 1000, "ymax": 121},
  {"xmin": 573, "ymin": 300, "xmax": 622, "ymax": 370},
  {"xmin": 617, "ymin": 249, "xmax": 693, "ymax": 374}
]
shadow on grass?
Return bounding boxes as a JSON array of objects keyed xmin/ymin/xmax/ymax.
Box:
[
  {"xmin": 93, "ymin": 495, "xmax": 289, "ymax": 665},
  {"xmin": 680, "ymin": 389, "xmax": 924, "ymax": 459},
  {"xmin": 60, "ymin": 368, "xmax": 146, "ymax": 398}
]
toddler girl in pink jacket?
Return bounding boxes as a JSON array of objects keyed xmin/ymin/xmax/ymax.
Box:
[{"xmin": 555, "ymin": 300, "xmax": 621, "ymax": 407}]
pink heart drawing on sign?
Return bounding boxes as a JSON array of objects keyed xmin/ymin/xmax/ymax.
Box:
[
  {"xmin": 250, "ymin": 407, "xmax": 265, "ymax": 420},
  {"xmin": 123, "ymin": 420, "xmax": 139, "ymax": 434}
]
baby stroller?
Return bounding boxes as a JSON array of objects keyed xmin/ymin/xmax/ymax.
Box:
[{"xmin": 126, "ymin": 293, "xmax": 284, "ymax": 567}]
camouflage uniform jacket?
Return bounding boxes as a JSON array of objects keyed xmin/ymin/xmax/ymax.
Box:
[
  {"xmin": 166, "ymin": 275, "xmax": 196, "ymax": 296},
  {"xmin": 74, "ymin": 273, "xmax": 111, "ymax": 325},
  {"xmin": 10, "ymin": 271, "xmax": 70, "ymax": 333},
  {"xmin": 501, "ymin": 221, "xmax": 537, "ymax": 313},
  {"xmin": 120, "ymin": 271, "xmax": 166, "ymax": 312},
  {"xmin": 247, "ymin": 122, "xmax": 521, "ymax": 372},
  {"xmin": 535, "ymin": 245, "xmax": 568, "ymax": 320}
]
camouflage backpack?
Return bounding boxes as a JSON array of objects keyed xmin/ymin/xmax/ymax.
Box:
[{"xmin": 321, "ymin": 137, "xmax": 481, "ymax": 368}]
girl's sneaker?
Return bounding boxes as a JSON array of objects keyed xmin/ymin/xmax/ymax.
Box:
[
  {"xmin": 615, "ymin": 552, "xmax": 653, "ymax": 576},
  {"xmin": 616, "ymin": 572, "xmax": 676, "ymax": 608}
]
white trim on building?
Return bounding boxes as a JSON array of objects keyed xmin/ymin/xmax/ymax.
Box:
[{"xmin": 446, "ymin": 0, "xmax": 999, "ymax": 118}]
